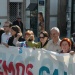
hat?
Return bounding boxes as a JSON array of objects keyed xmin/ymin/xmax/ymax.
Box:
[{"xmin": 17, "ymin": 16, "xmax": 21, "ymax": 19}]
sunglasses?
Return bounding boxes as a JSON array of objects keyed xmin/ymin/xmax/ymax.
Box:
[
  {"xmin": 39, "ymin": 37, "xmax": 44, "ymax": 39},
  {"xmin": 3, "ymin": 26, "xmax": 9, "ymax": 27}
]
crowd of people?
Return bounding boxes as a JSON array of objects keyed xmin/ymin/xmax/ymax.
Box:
[
  {"xmin": 0, "ymin": 11, "xmax": 75, "ymax": 55},
  {"xmin": 0, "ymin": 20, "xmax": 75, "ymax": 55}
]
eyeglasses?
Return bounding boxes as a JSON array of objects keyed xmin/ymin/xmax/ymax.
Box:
[
  {"xmin": 39, "ymin": 37, "xmax": 44, "ymax": 39},
  {"xmin": 3, "ymin": 26, "xmax": 9, "ymax": 27}
]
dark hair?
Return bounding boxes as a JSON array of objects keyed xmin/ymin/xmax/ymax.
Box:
[
  {"xmin": 40, "ymin": 31, "xmax": 49, "ymax": 37},
  {"xmin": 11, "ymin": 25, "xmax": 22, "ymax": 37},
  {"xmin": 38, "ymin": 12, "xmax": 43, "ymax": 16},
  {"xmin": 60, "ymin": 38, "xmax": 72, "ymax": 47},
  {"xmin": 38, "ymin": 12, "xmax": 44, "ymax": 22}
]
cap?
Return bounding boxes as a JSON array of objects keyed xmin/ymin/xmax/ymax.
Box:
[{"xmin": 17, "ymin": 16, "xmax": 21, "ymax": 19}]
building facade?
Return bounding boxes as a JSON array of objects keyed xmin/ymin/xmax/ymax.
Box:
[
  {"xmin": 0, "ymin": 0, "xmax": 24, "ymax": 26},
  {"xmin": 0, "ymin": 0, "xmax": 70, "ymax": 38},
  {"xmin": 25, "ymin": 0, "xmax": 67, "ymax": 37},
  {"xmin": 72, "ymin": 0, "xmax": 75, "ymax": 33}
]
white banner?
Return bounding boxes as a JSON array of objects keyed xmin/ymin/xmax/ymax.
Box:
[{"xmin": 0, "ymin": 45, "xmax": 75, "ymax": 75}]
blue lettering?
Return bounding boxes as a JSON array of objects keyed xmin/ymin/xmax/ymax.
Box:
[
  {"xmin": 53, "ymin": 69, "xmax": 58, "ymax": 75},
  {"xmin": 64, "ymin": 71, "xmax": 67, "ymax": 75},
  {"xmin": 39, "ymin": 66, "xmax": 50, "ymax": 75},
  {"xmin": 41, "ymin": 58, "xmax": 53, "ymax": 70}
]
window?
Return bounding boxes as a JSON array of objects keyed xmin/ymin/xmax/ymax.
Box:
[
  {"xmin": 50, "ymin": 0, "xmax": 58, "ymax": 15},
  {"xmin": 50, "ymin": 17, "xmax": 57, "ymax": 29}
]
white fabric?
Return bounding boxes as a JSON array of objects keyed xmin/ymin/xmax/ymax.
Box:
[
  {"xmin": 0, "ymin": 45, "xmax": 75, "ymax": 75},
  {"xmin": 1, "ymin": 32, "xmax": 11, "ymax": 44},
  {"xmin": 46, "ymin": 39, "xmax": 61, "ymax": 52}
]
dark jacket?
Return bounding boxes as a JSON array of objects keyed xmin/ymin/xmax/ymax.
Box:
[
  {"xmin": 37, "ymin": 40, "xmax": 49, "ymax": 49},
  {"xmin": 0, "ymin": 30, "xmax": 4, "ymax": 43},
  {"xmin": 13, "ymin": 20, "xmax": 23, "ymax": 33},
  {"xmin": 40, "ymin": 40, "xmax": 49, "ymax": 48},
  {"xmin": 70, "ymin": 37, "xmax": 75, "ymax": 51},
  {"xmin": 8, "ymin": 36, "xmax": 25, "ymax": 46}
]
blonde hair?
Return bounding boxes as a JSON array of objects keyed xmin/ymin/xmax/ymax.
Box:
[{"xmin": 25, "ymin": 30, "xmax": 34, "ymax": 41}]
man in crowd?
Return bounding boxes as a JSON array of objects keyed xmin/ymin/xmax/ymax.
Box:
[
  {"xmin": 13, "ymin": 16, "xmax": 23, "ymax": 33},
  {"xmin": 46, "ymin": 27, "xmax": 61, "ymax": 52},
  {"xmin": 1, "ymin": 21, "xmax": 12, "ymax": 46}
]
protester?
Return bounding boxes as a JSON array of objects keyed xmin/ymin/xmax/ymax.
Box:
[
  {"xmin": 8, "ymin": 25, "xmax": 25, "ymax": 46},
  {"xmin": 38, "ymin": 31, "xmax": 49, "ymax": 49},
  {"xmin": 59, "ymin": 38, "xmax": 75, "ymax": 55},
  {"xmin": 0, "ymin": 28, "xmax": 4, "ymax": 44},
  {"xmin": 1, "ymin": 21, "xmax": 12, "ymax": 47},
  {"xmin": 38, "ymin": 12, "xmax": 45, "ymax": 33},
  {"xmin": 13, "ymin": 16, "xmax": 23, "ymax": 33},
  {"xmin": 60, "ymin": 38, "xmax": 71, "ymax": 53},
  {"xmin": 46, "ymin": 27, "xmax": 61, "ymax": 52},
  {"xmin": 13, "ymin": 30, "xmax": 38, "ymax": 48}
]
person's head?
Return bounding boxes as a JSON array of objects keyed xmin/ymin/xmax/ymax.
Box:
[
  {"xmin": 60, "ymin": 38, "xmax": 72, "ymax": 53},
  {"xmin": 50, "ymin": 27, "xmax": 60, "ymax": 42},
  {"xmin": 24, "ymin": 30, "xmax": 34, "ymax": 41},
  {"xmin": 72, "ymin": 33, "xmax": 75, "ymax": 38},
  {"xmin": 38, "ymin": 12, "xmax": 44, "ymax": 22},
  {"xmin": 10, "ymin": 25, "xmax": 22, "ymax": 37},
  {"xmin": 39, "ymin": 31, "xmax": 49, "ymax": 44},
  {"xmin": 3, "ymin": 21, "xmax": 12, "ymax": 33},
  {"xmin": 17, "ymin": 16, "xmax": 21, "ymax": 22}
]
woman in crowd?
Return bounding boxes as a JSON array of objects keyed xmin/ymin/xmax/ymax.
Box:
[
  {"xmin": 60, "ymin": 38, "xmax": 74, "ymax": 53},
  {"xmin": 38, "ymin": 31, "xmax": 49, "ymax": 49},
  {"xmin": 38, "ymin": 12, "xmax": 45, "ymax": 33},
  {"xmin": 8, "ymin": 25, "xmax": 25, "ymax": 46},
  {"xmin": 13, "ymin": 30, "xmax": 39, "ymax": 48}
]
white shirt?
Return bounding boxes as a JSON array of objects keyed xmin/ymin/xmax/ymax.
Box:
[
  {"xmin": 46, "ymin": 39, "xmax": 61, "ymax": 52},
  {"xmin": 1, "ymin": 32, "xmax": 11, "ymax": 44}
]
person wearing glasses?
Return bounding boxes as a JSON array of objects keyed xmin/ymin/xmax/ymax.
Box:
[
  {"xmin": 38, "ymin": 31, "xmax": 49, "ymax": 49},
  {"xmin": 1, "ymin": 21, "xmax": 12, "ymax": 47},
  {"xmin": 13, "ymin": 16, "xmax": 23, "ymax": 33}
]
